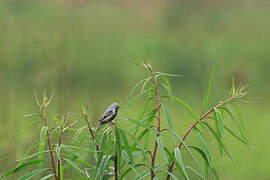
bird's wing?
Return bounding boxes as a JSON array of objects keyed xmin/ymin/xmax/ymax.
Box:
[{"xmin": 99, "ymin": 109, "xmax": 113, "ymax": 121}]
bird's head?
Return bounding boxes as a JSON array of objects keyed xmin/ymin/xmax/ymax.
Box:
[{"xmin": 112, "ymin": 103, "xmax": 120, "ymax": 109}]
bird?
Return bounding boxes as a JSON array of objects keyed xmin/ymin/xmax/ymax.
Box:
[{"xmin": 98, "ymin": 103, "xmax": 120, "ymax": 126}]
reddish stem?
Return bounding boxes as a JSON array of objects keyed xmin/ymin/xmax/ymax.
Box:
[
  {"xmin": 42, "ymin": 107, "xmax": 57, "ymax": 180},
  {"xmin": 166, "ymin": 97, "xmax": 234, "ymax": 180},
  {"xmin": 148, "ymin": 68, "xmax": 161, "ymax": 179}
]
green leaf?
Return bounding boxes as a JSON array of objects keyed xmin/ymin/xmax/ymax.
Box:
[
  {"xmin": 230, "ymin": 103, "xmax": 245, "ymax": 130},
  {"xmin": 96, "ymin": 133, "xmax": 109, "ymax": 172},
  {"xmin": 40, "ymin": 174, "xmax": 55, "ymax": 180},
  {"xmin": 40, "ymin": 126, "xmax": 48, "ymax": 143},
  {"xmin": 222, "ymin": 105, "xmax": 247, "ymax": 142},
  {"xmin": 157, "ymin": 136, "xmax": 168, "ymax": 162},
  {"xmin": 120, "ymin": 129, "xmax": 134, "ymax": 165},
  {"xmin": 185, "ymin": 166, "xmax": 205, "ymax": 180},
  {"xmin": 124, "ymin": 130, "xmax": 151, "ymax": 166},
  {"xmin": 202, "ymin": 68, "xmax": 215, "ymax": 113},
  {"xmin": 16, "ymin": 150, "xmax": 52, "ymax": 162},
  {"xmin": 131, "ymin": 108, "xmax": 156, "ymax": 135},
  {"xmin": 72, "ymin": 125, "xmax": 88, "ymax": 143},
  {"xmin": 158, "ymin": 170, "xmax": 179, "ymax": 180},
  {"xmin": 16, "ymin": 139, "xmax": 40, "ymax": 167},
  {"xmin": 213, "ymin": 108, "xmax": 225, "ymax": 138},
  {"xmin": 61, "ymin": 146, "xmax": 84, "ymax": 159},
  {"xmin": 224, "ymin": 125, "xmax": 254, "ymax": 148},
  {"xmin": 139, "ymin": 97, "xmax": 153, "ymax": 121},
  {"xmin": 162, "ymin": 104, "xmax": 176, "ymax": 145},
  {"xmin": 174, "ymin": 148, "xmax": 190, "ymax": 180},
  {"xmin": 120, "ymin": 90, "xmax": 149, "ymax": 116},
  {"xmin": 96, "ymin": 155, "xmax": 113, "ymax": 180},
  {"xmin": 203, "ymin": 122, "xmax": 235, "ymax": 161},
  {"xmin": 156, "ymin": 72, "xmax": 182, "ymax": 77},
  {"xmin": 137, "ymin": 128, "xmax": 149, "ymax": 141},
  {"xmin": 230, "ymin": 76, "xmax": 236, "ymax": 96},
  {"xmin": 167, "ymin": 129, "xmax": 202, "ymax": 171},
  {"xmin": 119, "ymin": 118, "xmax": 154, "ymax": 132},
  {"xmin": 134, "ymin": 168, "xmax": 150, "ymax": 180},
  {"xmin": 1, "ymin": 159, "xmax": 46, "ymax": 178},
  {"xmin": 61, "ymin": 145, "xmax": 96, "ymax": 153},
  {"xmin": 120, "ymin": 163, "xmax": 148, "ymax": 180},
  {"xmin": 189, "ymin": 145, "xmax": 219, "ymax": 180},
  {"xmin": 18, "ymin": 120, "xmax": 40, "ymax": 138},
  {"xmin": 18, "ymin": 168, "xmax": 49, "ymax": 180},
  {"xmin": 140, "ymin": 77, "xmax": 152, "ymax": 92},
  {"xmin": 193, "ymin": 130, "xmax": 214, "ymax": 169},
  {"xmin": 64, "ymin": 158, "xmax": 84, "ymax": 174},
  {"xmin": 170, "ymin": 96, "xmax": 203, "ymax": 127},
  {"xmin": 128, "ymin": 77, "xmax": 151, "ymax": 98},
  {"xmin": 159, "ymin": 76, "xmax": 172, "ymax": 95},
  {"xmin": 39, "ymin": 126, "xmax": 48, "ymax": 168}
]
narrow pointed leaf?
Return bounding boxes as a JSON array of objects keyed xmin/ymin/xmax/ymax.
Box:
[
  {"xmin": 168, "ymin": 129, "xmax": 202, "ymax": 171},
  {"xmin": 193, "ymin": 130, "xmax": 213, "ymax": 169},
  {"xmin": 203, "ymin": 122, "xmax": 235, "ymax": 161},
  {"xmin": 64, "ymin": 158, "xmax": 84, "ymax": 174},
  {"xmin": 120, "ymin": 90, "xmax": 149, "ymax": 116},
  {"xmin": 157, "ymin": 136, "xmax": 168, "ymax": 162},
  {"xmin": 224, "ymin": 125, "xmax": 254, "ymax": 148},
  {"xmin": 156, "ymin": 72, "xmax": 182, "ymax": 77},
  {"xmin": 185, "ymin": 166, "xmax": 205, "ymax": 180},
  {"xmin": 222, "ymin": 105, "xmax": 247, "ymax": 142},
  {"xmin": 16, "ymin": 150, "xmax": 52, "ymax": 162},
  {"xmin": 174, "ymin": 148, "xmax": 190, "ymax": 180},
  {"xmin": 214, "ymin": 108, "xmax": 224, "ymax": 138},
  {"xmin": 18, "ymin": 168, "xmax": 49, "ymax": 180},
  {"xmin": 40, "ymin": 174, "xmax": 55, "ymax": 180},
  {"xmin": 120, "ymin": 129, "xmax": 134, "ymax": 165},
  {"xmin": 18, "ymin": 120, "xmax": 40, "ymax": 137},
  {"xmin": 159, "ymin": 76, "xmax": 172, "ymax": 95},
  {"xmin": 1, "ymin": 159, "xmax": 46, "ymax": 178},
  {"xmin": 162, "ymin": 104, "xmax": 176, "ymax": 145},
  {"xmin": 202, "ymin": 68, "xmax": 215, "ymax": 113},
  {"xmin": 170, "ymin": 96, "xmax": 203, "ymax": 127},
  {"xmin": 189, "ymin": 145, "xmax": 219, "ymax": 180},
  {"xmin": 230, "ymin": 76, "xmax": 236, "ymax": 96}
]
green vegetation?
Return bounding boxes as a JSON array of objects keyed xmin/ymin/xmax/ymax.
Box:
[
  {"xmin": 1, "ymin": 63, "xmax": 251, "ymax": 179},
  {"xmin": 0, "ymin": 1, "xmax": 269, "ymax": 179}
]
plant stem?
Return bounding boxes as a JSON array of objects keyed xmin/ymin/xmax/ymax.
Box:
[
  {"xmin": 42, "ymin": 106, "xmax": 57, "ymax": 180},
  {"xmin": 114, "ymin": 149, "xmax": 118, "ymax": 180},
  {"xmin": 147, "ymin": 66, "xmax": 161, "ymax": 179},
  {"xmin": 83, "ymin": 113, "xmax": 99, "ymax": 152},
  {"xmin": 57, "ymin": 133, "xmax": 62, "ymax": 180},
  {"xmin": 166, "ymin": 97, "xmax": 234, "ymax": 180}
]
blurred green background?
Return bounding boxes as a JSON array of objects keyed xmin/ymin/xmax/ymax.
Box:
[{"xmin": 0, "ymin": 0, "xmax": 269, "ymax": 179}]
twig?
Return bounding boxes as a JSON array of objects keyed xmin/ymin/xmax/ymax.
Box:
[{"xmin": 166, "ymin": 97, "xmax": 234, "ymax": 180}]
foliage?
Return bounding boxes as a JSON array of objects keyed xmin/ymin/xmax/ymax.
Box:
[{"xmin": 1, "ymin": 62, "xmax": 251, "ymax": 180}]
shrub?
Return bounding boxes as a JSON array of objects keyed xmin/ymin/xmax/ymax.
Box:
[{"xmin": 1, "ymin": 62, "xmax": 252, "ymax": 180}]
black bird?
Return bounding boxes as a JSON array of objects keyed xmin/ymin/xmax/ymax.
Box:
[{"xmin": 98, "ymin": 103, "xmax": 120, "ymax": 126}]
